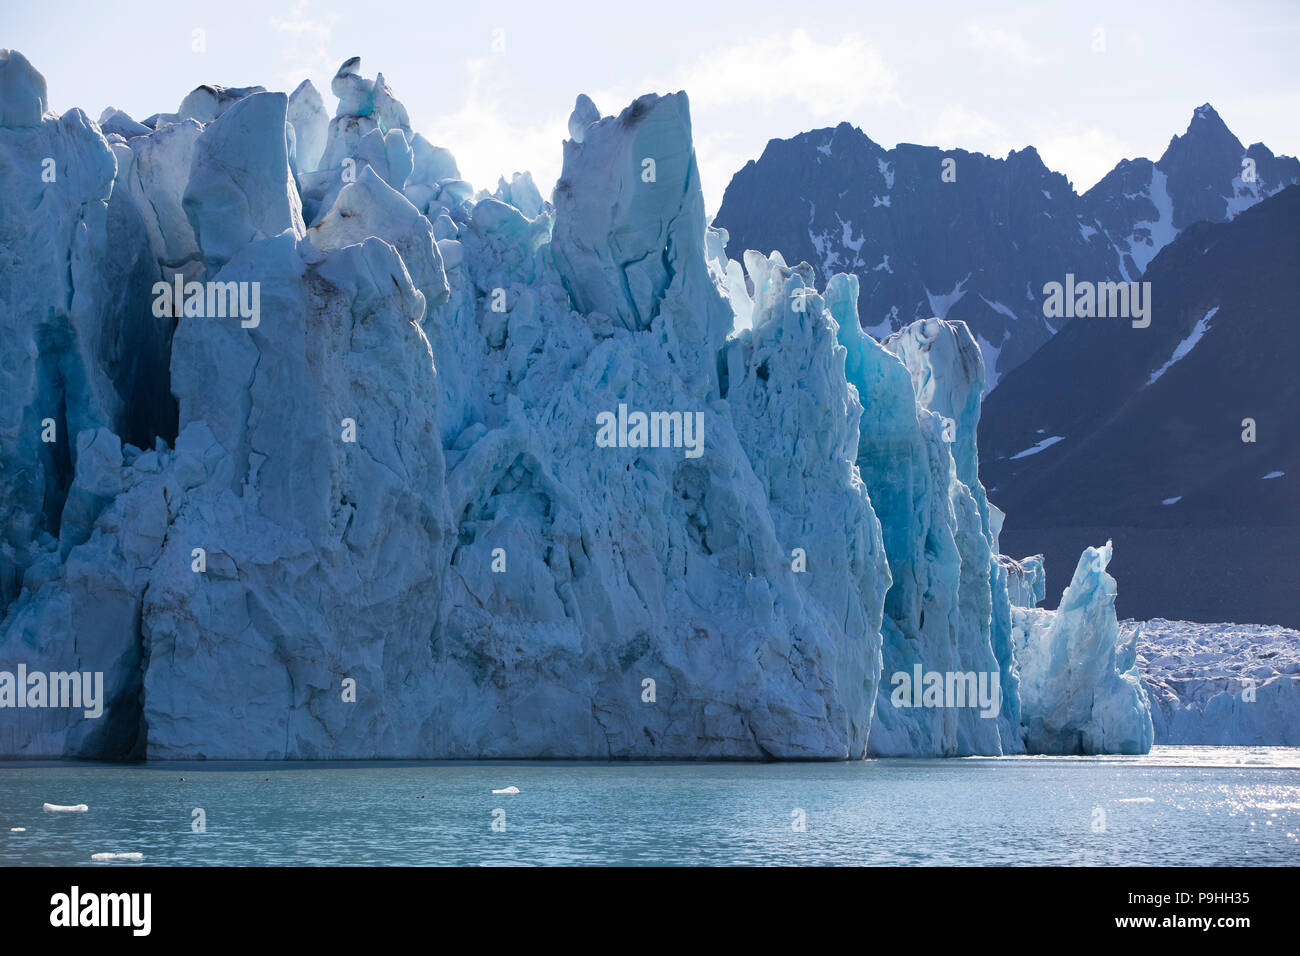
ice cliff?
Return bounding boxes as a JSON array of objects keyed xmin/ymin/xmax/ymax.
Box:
[
  {"xmin": 1012, "ymin": 543, "xmax": 1154, "ymax": 754},
  {"xmin": 0, "ymin": 51, "xmax": 1154, "ymax": 759}
]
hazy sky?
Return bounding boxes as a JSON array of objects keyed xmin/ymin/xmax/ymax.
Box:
[{"xmin": 8, "ymin": 0, "xmax": 1298, "ymax": 215}]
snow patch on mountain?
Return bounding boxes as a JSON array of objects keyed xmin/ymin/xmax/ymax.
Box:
[
  {"xmin": 924, "ymin": 275, "xmax": 971, "ymax": 320},
  {"xmin": 1126, "ymin": 168, "xmax": 1177, "ymax": 274},
  {"xmin": 1008, "ymin": 435, "xmax": 1064, "ymax": 460},
  {"xmin": 1147, "ymin": 306, "xmax": 1219, "ymax": 384}
]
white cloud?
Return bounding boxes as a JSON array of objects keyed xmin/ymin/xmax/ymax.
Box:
[
  {"xmin": 691, "ymin": 129, "xmax": 756, "ymax": 220},
  {"xmin": 270, "ymin": 0, "xmax": 340, "ymax": 93},
  {"xmin": 1213, "ymin": 91, "xmax": 1300, "ymax": 155},
  {"xmin": 965, "ymin": 21, "xmax": 1046, "ymax": 68},
  {"xmin": 926, "ymin": 106, "xmax": 1015, "ymax": 157},
  {"xmin": 586, "ymin": 29, "xmax": 899, "ymax": 215},
  {"xmin": 670, "ymin": 29, "xmax": 899, "ymax": 116},
  {"xmin": 1034, "ymin": 127, "xmax": 1135, "ymax": 193},
  {"xmin": 420, "ymin": 58, "xmax": 569, "ymax": 198},
  {"xmin": 271, "ymin": 28, "xmax": 898, "ymax": 221}
]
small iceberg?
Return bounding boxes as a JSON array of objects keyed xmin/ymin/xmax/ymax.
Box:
[
  {"xmin": 91, "ymin": 852, "xmax": 143, "ymax": 861},
  {"xmin": 491, "ymin": 786, "xmax": 521, "ymax": 795},
  {"xmin": 43, "ymin": 803, "xmax": 88, "ymax": 812},
  {"xmin": 9, "ymin": 827, "xmax": 25, "ymax": 833}
]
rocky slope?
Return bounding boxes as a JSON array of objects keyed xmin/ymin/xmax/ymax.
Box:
[{"xmin": 980, "ymin": 186, "xmax": 1300, "ymax": 627}]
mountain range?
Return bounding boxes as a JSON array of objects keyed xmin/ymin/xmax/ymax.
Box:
[{"xmin": 713, "ymin": 104, "xmax": 1299, "ymax": 391}]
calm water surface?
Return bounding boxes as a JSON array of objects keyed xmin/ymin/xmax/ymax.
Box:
[{"xmin": 1, "ymin": 746, "xmax": 1297, "ymax": 865}]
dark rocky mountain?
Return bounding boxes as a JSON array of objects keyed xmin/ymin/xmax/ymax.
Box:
[
  {"xmin": 714, "ymin": 106, "xmax": 1299, "ymax": 390},
  {"xmin": 1084, "ymin": 104, "xmax": 1300, "ymax": 279},
  {"xmin": 979, "ymin": 186, "xmax": 1300, "ymax": 627}
]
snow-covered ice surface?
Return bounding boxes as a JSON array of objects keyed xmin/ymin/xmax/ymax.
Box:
[
  {"xmin": 0, "ymin": 50, "xmax": 1176, "ymax": 760},
  {"xmin": 1132, "ymin": 618, "xmax": 1300, "ymax": 746}
]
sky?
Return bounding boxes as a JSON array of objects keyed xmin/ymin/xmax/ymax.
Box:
[{"xmin": 7, "ymin": 0, "xmax": 1299, "ymax": 216}]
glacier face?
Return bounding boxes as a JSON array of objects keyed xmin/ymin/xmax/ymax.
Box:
[
  {"xmin": 1013, "ymin": 543, "xmax": 1154, "ymax": 755},
  {"xmin": 1134, "ymin": 619, "xmax": 1300, "ymax": 746},
  {"xmin": 0, "ymin": 52, "xmax": 1154, "ymax": 759}
]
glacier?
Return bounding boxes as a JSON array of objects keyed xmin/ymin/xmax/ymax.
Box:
[
  {"xmin": 1012, "ymin": 542, "xmax": 1154, "ymax": 754},
  {"xmin": 1135, "ymin": 618, "xmax": 1300, "ymax": 746},
  {"xmin": 0, "ymin": 50, "xmax": 1157, "ymax": 760}
]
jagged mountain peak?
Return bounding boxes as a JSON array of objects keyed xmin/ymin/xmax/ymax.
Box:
[{"xmin": 1160, "ymin": 101, "xmax": 1244, "ymax": 169}]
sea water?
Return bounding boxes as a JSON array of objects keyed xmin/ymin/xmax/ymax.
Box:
[{"xmin": 1, "ymin": 747, "xmax": 1297, "ymax": 866}]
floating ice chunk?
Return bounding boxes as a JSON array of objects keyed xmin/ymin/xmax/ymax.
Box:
[
  {"xmin": 10, "ymin": 828, "xmax": 25, "ymax": 832},
  {"xmin": 91, "ymin": 852, "xmax": 143, "ymax": 860},
  {"xmin": 1262, "ymin": 471, "xmax": 1284, "ymax": 480},
  {"xmin": 491, "ymin": 786, "xmax": 520, "ymax": 795},
  {"xmin": 1161, "ymin": 496, "xmax": 1182, "ymax": 505},
  {"xmin": 43, "ymin": 803, "xmax": 88, "ymax": 812}
]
